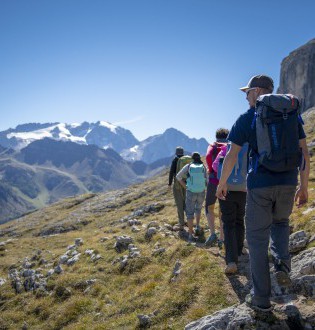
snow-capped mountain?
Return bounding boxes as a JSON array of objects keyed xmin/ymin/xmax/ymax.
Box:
[
  {"xmin": 0, "ymin": 121, "xmax": 139, "ymax": 153},
  {"xmin": 120, "ymin": 128, "xmax": 209, "ymax": 163},
  {"xmin": 0, "ymin": 123, "xmax": 209, "ymax": 164}
]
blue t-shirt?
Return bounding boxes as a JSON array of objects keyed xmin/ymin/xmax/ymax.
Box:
[{"xmin": 228, "ymin": 107, "xmax": 306, "ymax": 190}]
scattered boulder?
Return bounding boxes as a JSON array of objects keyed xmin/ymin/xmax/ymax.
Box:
[
  {"xmin": 128, "ymin": 244, "xmax": 141, "ymax": 258},
  {"xmin": 0, "ymin": 278, "xmax": 6, "ymax": 286},
  {"xmin": 85, "ymin": 249, "xmax": 102, "ymax": 262},
  {"xmin": 131, "ymin": 226, "xmax": 141, "ymax": 232},
  {"xmin": 145, "ymin": 227, "xmax": 158, "ymax": 239},
  {"xmin": 128, "ymin": 219, "xmax": 142, "ymax": 226},
  {"xmin": 75, "ymin": 238, "xmax": 84, "ymax": 246},
  {"xmin": 59, "ymin": 254, "xmax": 69, "ymax": 264},
  {"xmin": 100, "ymin": 237, "xmax": 110, "ymax": 242},
  {"xmin": 152, "ymin": 247, "xmax": 166, "ymax": 256},
  {"xmin": 147, "ymin": 221, "xmax": 159, "ymax": 229},
  {"xmin": 137, "ymin": 314, "xmax": 152, "ymax": 328},
  {"xmin": 171, "ymin": 260, "xmax": 182, "ymax": 282},
  {"xmin": 54, "ymin": 265, "xmax": 63, "ymax": 274},
  {"xmin": 67, "ymin": 254, "xmax": 81, "ymax": 266},
  {"xmin": 112, "ymin": 243, "xmax": 141, "ymax": 270},
  {"xmin": 132, "ymin": 203, "xmax": 165, "ymax": 217},
  {"xmin": 0, "ymin": 242, "xmax": 6, "ymax": 251},
  {"xmin": 8, "ymin": 265, "xmax": 48, "ymax": 294},
  {"xmin": 114, "ymin": 236, "xmax": 133, "ymax": 253},
  {"xmin": 152, "ymin": 243, "xmax": 166, "ymax": 256},
  {"xmin": 289, "ymin": 230, "xmax": 309, "ymax": 253}
]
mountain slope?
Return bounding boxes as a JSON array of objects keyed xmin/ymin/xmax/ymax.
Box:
[
  {"xmin": 0, "ymin": 139, "xmax": 143, "ymax": 223},
  {"xmin": 0, "ymin": 157, "xmax": 314, "ymax": 329}
]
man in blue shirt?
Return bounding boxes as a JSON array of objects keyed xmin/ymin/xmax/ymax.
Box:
[{"xmin": 216, "ymin": 75, "xmax": 310, "ymax": 312}]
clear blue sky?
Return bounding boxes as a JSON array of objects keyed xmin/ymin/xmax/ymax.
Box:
[{"xmin": 1, "ymin": 0, "xmax": 314, "ymax": 142}]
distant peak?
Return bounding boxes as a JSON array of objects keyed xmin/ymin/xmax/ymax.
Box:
[{"xmin": 97, "ymin": 121, "xmax": 117, "ymax": 133}]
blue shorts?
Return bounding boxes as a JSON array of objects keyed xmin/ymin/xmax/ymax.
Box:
[{"xmin": 185, "ymin": 190, "xmax": 205, "ymax": 220}]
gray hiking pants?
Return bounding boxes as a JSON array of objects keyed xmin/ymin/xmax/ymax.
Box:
[
  {"xmin": 245, "ymin": 185, "xmax": 296, "ymax": 306},
  {"xmin": 173, "ymin": 184, "xmax": 186, "ymax": 227}
]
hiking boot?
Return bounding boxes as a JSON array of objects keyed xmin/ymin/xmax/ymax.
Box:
[
  {"xmin": 188, "ymin": 234, "xmax": 195, "ymax": 243},
  {"xmin": 218, "ymin": 239, "xmax": 224, "ymax": 249},
  {"xmin": 194, "ymin": 225, "xmax": 201, "ymax": 236},
  {"xmin": 245, "ymin": 294, "xmax": 273, "ymax": 312},
  {"xmin": 225, "ymin": 262, "xmax": 237, "ymax": 274},
  {"xmin": 204, "ymin": 233, "xmax": 217, "ymax": 247},
  {"xmin": 274, "ymin": 262, "xmax": 291, "ymax": 286}
]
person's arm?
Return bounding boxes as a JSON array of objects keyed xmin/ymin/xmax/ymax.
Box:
[
  {"xmin": 295, "ymin": 138, "xmax": 310, "ymax": 207},
  {"xmin": 216, "ymin": 143, "xmax": 242, "ymax": 200},
  {"xmin": 176, "ymin": 164, "xmax": 189, "ymax": 189},
  {"xmin": 168, "ymin": 158, "xmax": 177, "ymax": 186},
  {"xmin": 205, "ymin": 145, "xmax": 213, "ymax": 174},
  {"xmin": 212, "ymin": 146, "xmax": 227, "ymax": 173}
]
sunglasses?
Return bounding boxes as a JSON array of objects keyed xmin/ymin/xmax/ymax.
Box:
[{"xmin": 246, "ymin": 88, "xmax": 256, "ymax": 96}]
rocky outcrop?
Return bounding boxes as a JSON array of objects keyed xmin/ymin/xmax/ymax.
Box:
[
  {"xmin": 185, "ymin": 246, "xmax": 315, "ymax": 330},
  {"xmin": 278, "ymin": 39, "xmax": 315, "ymax": 113}
]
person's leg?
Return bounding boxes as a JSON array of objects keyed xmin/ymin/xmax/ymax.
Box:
[
  {"xmin": 173, "ymin": 185, "xmax": 186, "ymax": 228},
  {"xmin": 219, "ymin": 194, "xmax": 237, "ymax": 265},
  {"xmin": 246, "ymin": 187, "xmax": 274, "ymax": 308},
  {"xmin": 205, "ymin": 182, "xmax": 217, "ymax": 234},
  {"xmin": 195, "ymin": 191, "xmax": 205, "ymax": 228},
  {"xmin": 235, "ymin": 192, "xmax": 246, "ymax": 257},
  {"xmin": 219, "ymin": 209, "xmax": 224, "ymax": 240},
  {"xmin": 270, "ymin": 185, "xmax": 296, "ymax": 273},
  {"xmin": 185, "ymin": 190, "xmax": 195, "ymax": 237}
]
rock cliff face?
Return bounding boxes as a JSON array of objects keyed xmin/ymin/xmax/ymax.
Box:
[{"xmin": 278, "ymin": 39, "xmax": 315, "ymax": 113}]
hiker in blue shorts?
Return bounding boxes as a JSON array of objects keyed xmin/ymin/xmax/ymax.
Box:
[{"xmin": 216, "ymin": 75, "xmax": 310, "ymax": 312}]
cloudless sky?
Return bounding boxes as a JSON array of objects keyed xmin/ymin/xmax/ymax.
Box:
[{"xmin": 1, "ymin": 0, "xmax": 314, "ymax": 142}]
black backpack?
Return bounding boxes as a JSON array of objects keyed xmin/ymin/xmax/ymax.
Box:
[{"xmin": 252, "ymin": 93, "xmax": 303, "ymax": 173}]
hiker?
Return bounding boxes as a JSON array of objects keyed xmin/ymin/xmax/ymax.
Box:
[
  {"xmin": 168, "ymin": 146, "xmax": 186, "ymax": 230},
  {"xmin": 204, "ymin": 128, "xmax": 229, "ymax": 247},
  {"xmin": 216, "ymin": 74, "xmax": 310, "ymax": 312},
  {"xmin": 213, "ymin": 142, "xmax": 248, "ymax": 274},
  {"xmin": 176, "ymin": 152, "xmax": 207, "ymax": 242}
]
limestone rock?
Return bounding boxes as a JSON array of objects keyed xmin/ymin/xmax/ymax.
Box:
[
  {"xmin": 185, "ymin": 304, "xmax": 257, "ymax": 330},
  {"xmin": 278, "ymin": 39, "xmax": 315, "ymax": 113},
  {"xmin": 131, "ymin": 225, "xmax": 141, "ymax": 232},
  {"xmin": 146, "ymin": 227, "xmax": 158, "ymax": 239},
  {"xmin": 114, "ymin": 235, "xmax": 133, "ymax": 253},
  {"xmin": 147, "ymin": 221, "xmax": 159, "ymax": 229},
  {"xmin": 137, "ymin": 314, "xmax": 152, "ymax": 328},
  {"xmin": 289, "ymin": 230, "xmax": 309, "ymax": 253},
  {"xmin": 0, "ymin": 242, "xmax": 6, "ymax": 251},
  {"xmin": 54, "ymin": 265, "xmax": 63, "ymax": 274},
  {"xmin": 75, "ymin": 238, "xmax": 84, "ymax": 246},
  {"xmin": 67, "ymin": 254, "xmax": 81, "ymax": 266},
  {"xmin": 291, "ymin": 247, "xmax": 315, "ymax": 298}
]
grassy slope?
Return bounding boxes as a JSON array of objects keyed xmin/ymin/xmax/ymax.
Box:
[
  {"xmin": 0, "ymin": 172, "xmax": 235, "ymax": 330},
  {"xmin": 0, "ymin": 110, "xmax": 314, "ymax": 329}
]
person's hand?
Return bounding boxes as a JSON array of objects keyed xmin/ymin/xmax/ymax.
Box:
[
  {"xmin": 216, "ymin": 182, "xmax": 227, "ymax": 200},
  {"xmin": 294, "ymin": 186, "xmax": 308, "ymax": 208}
]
